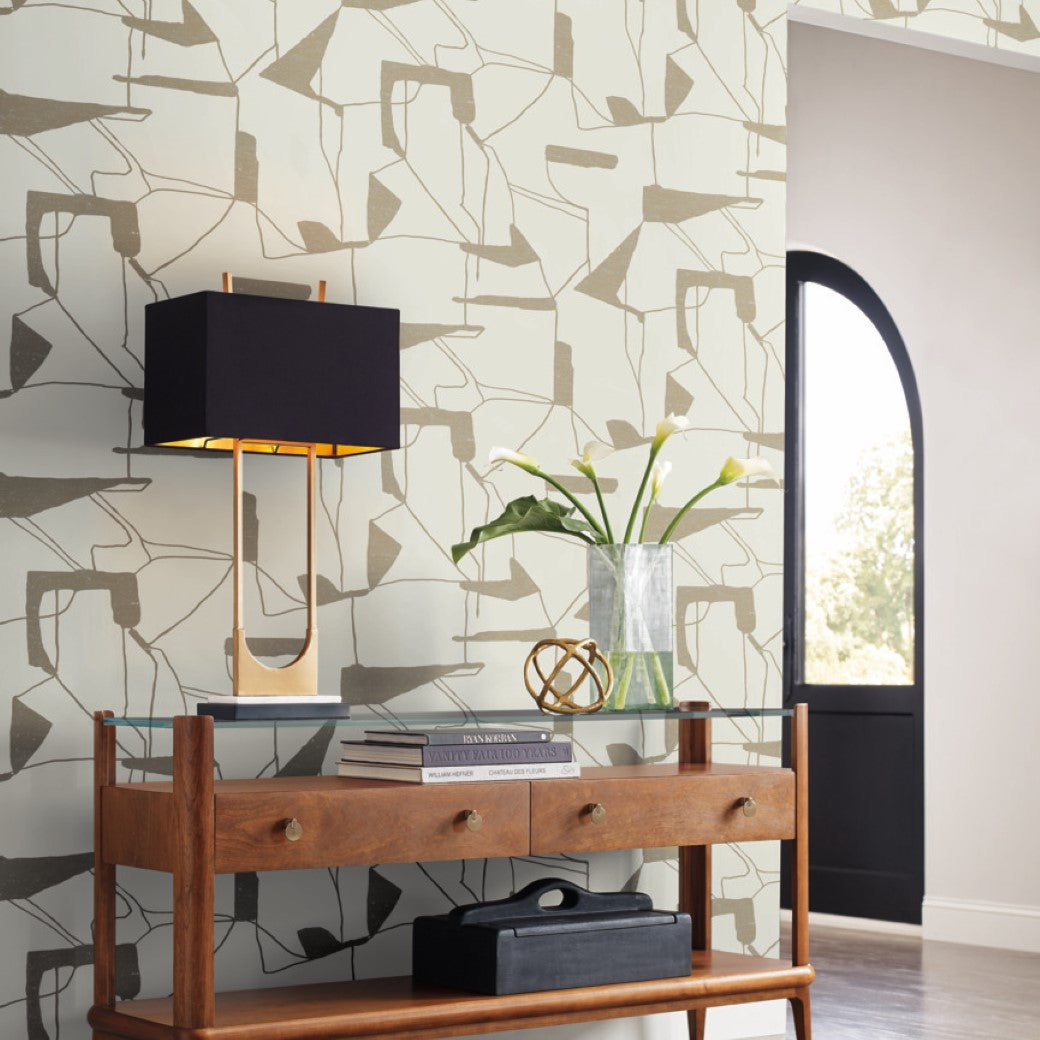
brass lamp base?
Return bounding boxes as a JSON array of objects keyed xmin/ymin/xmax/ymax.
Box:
[
  {"xmin": 232, "ymin": 440, "xmax": 319, "ymax": 698},
  {"xmin": 232, "ymin": 628, "xmax": 318, "ymax": 698}
]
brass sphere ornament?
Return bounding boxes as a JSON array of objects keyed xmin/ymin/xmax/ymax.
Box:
[{"xmin": 523, "ymin": 637, "xmax": 612, "ymax": 714}]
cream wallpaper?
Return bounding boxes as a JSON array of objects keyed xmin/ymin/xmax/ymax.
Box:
[
  {"xmin": 2, "ymin": 2, "xmax": 788, "ymax": 1039},
  {"xmin": 9, "ymin": 2, "xmax": 1037, "ymax": 1039}
]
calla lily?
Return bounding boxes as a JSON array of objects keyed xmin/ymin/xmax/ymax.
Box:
[
  {"xmin": 649, "ymin": 459, "xmax": 671, "ymax": 502},
  {"xmin": 651, "ymin": 413, "xmax": 689, "ymax": 451},
  {"xmin": 582, "ymin": 440, "xmax": 614, "ymax": 463},
  {"xmin": 462, "ymin": 422, "xmax": 780, "ymax": 561},
  {"xmin": 659, "ymin": 456, "xmax": 777, "ymax": 544},
  {"xmin": 487, "ymin": 446, "xmax": 608, "ymax": 541},
  {"xmin": 489, "ymin": 446, "xmax": 539, "ymax": 473},
  {"xmin": 570, "ymin": 440, "xmax": 614, "ymax": 479},
  {"xmin": 570, "ymin": 440, "xmax": 616, "ymax": 541},
  {"xmin": 718, "ymin": 456, "xmax": 775, "ymax": 485},
  {"xmin": 637, "ymin": 459, "xmax": 672, "ymax": 543},
  {"xmin": 625, "ymin": 416, "xmax": 688, "ymax": 542}
]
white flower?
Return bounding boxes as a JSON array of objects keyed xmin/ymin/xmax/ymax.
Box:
[
  {"xmin": 718, "ymin": 456, "xmax": 776, "ymax": 485},
  {"xmin": 489, "ymin": 446, "xmax": 539, "ymax": 472},
  {"xmin": 649, "ymin": 459, "xmax": 671, "ymax": 502},
  {"xmin": 652, "ymin": 413, "xmax": 689, "ymax": 451},
  {"xmin": 580, "ymin": 440, "xmax": 613, "ymax": 464},
  {"xmin": 570, "ymin": 440, "xmax": 614, "ymax": 479}
]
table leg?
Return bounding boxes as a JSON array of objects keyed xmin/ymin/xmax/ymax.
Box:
[
  {"xmin": 791, "ymin": 985, "xmax": 812, "ymax": 1040},
  {"xmin": 93, "ymin": 711, "xmax": 116, "ymax": 1021},
  {"xmin": 686, "ymin": 1007, "xmax": 707, "ymax": 1040},
  {"xmin": 172, "ymin": 715, "xmax": 215, "ymax": 1028},
  {"xmin": 678, "ymin": 702, "xmax": 711, "ymax": 1040}
]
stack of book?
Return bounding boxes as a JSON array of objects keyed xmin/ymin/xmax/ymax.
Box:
[{"xmin": 337, "ymin": 727, "xmax": 579, "ymax": 783}]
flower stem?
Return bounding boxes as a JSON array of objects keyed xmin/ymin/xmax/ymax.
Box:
[
  {"xmin": 638, "ymin": 503, "xmax": 651, "ymax": 544},
  {"xmin": 658, "ymin": 479, "xmax": 724, "ymax": 544},
  {"xmin": 535, "ymin": 469, "xmax": 609, "ymax": 542},
  {"xmin": 636, "ymin": 653, "xmax": 653, "ymax": 703},
  {"xmin": 612, "ymin": 651, "xmax": 635, "ymax": 709},
  {"xmin": 650, "ymin": 651, "xmax": 671, "ymax": 707},
  {"xmin": 590, "ymin": 472, "xmax": 615, "ymax": 543},
  {"xmin": 623, "ymin": 445, "xmax": 660, "ymax": 543}
]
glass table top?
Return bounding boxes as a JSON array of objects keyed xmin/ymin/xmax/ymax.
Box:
[{"xmin": 103, "ymin": 706, "xmax": 793, "ymax": 729}]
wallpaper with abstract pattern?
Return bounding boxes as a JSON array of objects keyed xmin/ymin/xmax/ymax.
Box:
[{"xmin": 10, "ymin": 1, "xmax": 1034, "ymax": 1038}]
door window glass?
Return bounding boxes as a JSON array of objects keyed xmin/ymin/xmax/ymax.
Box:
[{"xmin": 803, "ymin": 282, "xmax": 914, "ymax": 684}]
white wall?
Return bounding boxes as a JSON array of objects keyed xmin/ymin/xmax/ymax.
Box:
[{"xmin": 789, "ymin": 19, "xmax": 1040, "ymax": 953}]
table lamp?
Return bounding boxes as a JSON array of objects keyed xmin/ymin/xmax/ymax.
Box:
[{"xmin": 144, "ymin": 275, "xmax": 399, "ymax": 718}]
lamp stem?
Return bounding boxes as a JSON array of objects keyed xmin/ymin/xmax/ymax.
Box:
[
  {"xmin": 231, "ymin": 439, "xmax": 319, "ymax": 697},
  {"xmin": 305, "ymin": 443, "xmax": 317, "ymax": 638},
  {"xmin": 233, "ymin": 438, "xmax": 244, "ymax": 637}
]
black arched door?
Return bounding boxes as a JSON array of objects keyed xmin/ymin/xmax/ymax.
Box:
[{"xmin": 782, "ymin": 251, "xmax": 924, "ymax": 924}]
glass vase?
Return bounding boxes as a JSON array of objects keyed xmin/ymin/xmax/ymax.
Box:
[{"xmin": 587, "ymin": 544, "xmax": 674, "ymax": 711}]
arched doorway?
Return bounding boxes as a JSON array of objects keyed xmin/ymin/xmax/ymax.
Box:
[{"xmin": 782, "ymin": 251, "xmax": 924, "ymax": 923}]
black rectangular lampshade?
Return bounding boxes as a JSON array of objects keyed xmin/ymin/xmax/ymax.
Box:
[{"xmin": 144, "ymin": 291, "xmax": 400, "ymax": 456}]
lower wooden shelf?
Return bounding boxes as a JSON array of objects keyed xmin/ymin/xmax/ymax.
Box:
[{"xmin": 88, "ymin": 952, "xmax": 814, "ymax": 1040}]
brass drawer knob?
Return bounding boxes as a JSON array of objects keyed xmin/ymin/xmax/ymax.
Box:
[
  {"xmin": 587, "ymin": 803, "xmax": 607, "ymax": 825},
  {"xmin": 740, "ymin": 796, "xmax": 757, "ymax": 819},
  {"xmin": 464, "ymin": 809, "xmax": 484, "ymax": 833},
  {"xmin": 284, "ymin": 818, "xmax": 303, "ymax": 842}
]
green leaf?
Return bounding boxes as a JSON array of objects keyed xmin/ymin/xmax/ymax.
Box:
[{"xmin": 452, "ymin": 496, "xmax": 598, "ymax": 563}]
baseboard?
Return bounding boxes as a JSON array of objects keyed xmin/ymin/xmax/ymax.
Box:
[
  {"xmin": 922, "ymin": 897, "xmax": 1040, "ymax": 953},
  {"xmin": 779, "ymin": 907, "xmax": 921, "ymax": 937}
]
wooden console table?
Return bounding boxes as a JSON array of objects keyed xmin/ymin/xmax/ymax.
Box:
[{"xmin": 89, "ymin": 705, "xmax": 811, "ymax": 1040}]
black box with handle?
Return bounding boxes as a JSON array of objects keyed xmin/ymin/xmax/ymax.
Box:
[{"xmin": 412, "ymin": 877, "xmax": 692, "ymax": 996}]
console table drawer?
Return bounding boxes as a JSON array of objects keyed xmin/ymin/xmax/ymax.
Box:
[
  {"xmin": 214, "ymin": 780, "xmax": 530, "ymax": 872},
  {"xmin": 530, "ymin": 770, "xmax": 795, "ymax": 854}
]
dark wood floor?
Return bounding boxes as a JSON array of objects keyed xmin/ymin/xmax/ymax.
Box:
[{"xmin": 764, "ymin": 923, "xmax": 1040, "ymax": 1039}]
